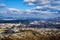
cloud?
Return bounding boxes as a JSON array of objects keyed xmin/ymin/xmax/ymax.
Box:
[
  {"xmin": 0, "ymin": 1, "xmax": 60, "ymax": 19},
  {"xmin": 28, "ymin": 3, "xmax": 34, "ymax": 5},
  {"xmin": 24, "ymin": 0, "xmax": 36, "ymax": 2},
  {"xmin": 0, "ymin": 3, "xmax": 6, "ymax": 7},
  {"xmin": 8, "ymin": 8, "xmax": 20, "ymax": 11},
  {"xmin": 0, "ymin": 4, "xmax": 24, "ymax": 19},
  {"xmin": 24, "ymin": 0, "xmax": 60, "ymax": 9},
  {"xmin": 24, "ymin": 0, "xmax": 60, "ymax": 18},
  {"xmin": 8, "ymin": 8, "xmax": 23, "ymax": 14},
  {"xmin": 0, "ymin": 4, "xmax": 38, "ymax": 19},
  {"xmin": 24, "ymin": 0, "xmax": 50, "ymax": 6},
  {"xmin": 0, "ymin": 4, "xmax": 8, "ymax": 14}
]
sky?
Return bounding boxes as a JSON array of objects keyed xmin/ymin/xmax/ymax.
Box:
[
  {"xmin": 0, "ymin": 0, "xmax": 60, "ymax": 19},
  {"xmin": 0, "ymin": 0, "xmax": 34, "ymax": 10}
]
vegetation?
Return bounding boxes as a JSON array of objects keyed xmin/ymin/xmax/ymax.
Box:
[{"xmin": 0, "ymin": 28, "xmax": 60, "ymax": 40}]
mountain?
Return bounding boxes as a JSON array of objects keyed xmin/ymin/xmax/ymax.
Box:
[{"xmin": 49, "ymin": 17, "xmax": 60, "ymax": 21}]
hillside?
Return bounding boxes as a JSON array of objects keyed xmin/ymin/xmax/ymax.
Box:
[{"xmin": 0, "ymin": 28, "xmax": 60, "ymax": 40}]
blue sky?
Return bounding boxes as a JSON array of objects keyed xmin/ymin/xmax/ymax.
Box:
[
  {"xmin": 0, "ymin": 0, "xmax": 34, "ymax": 10},
  {"xmin": 0, "ymin": 0, "xmax": 60, "ymax": 19}
]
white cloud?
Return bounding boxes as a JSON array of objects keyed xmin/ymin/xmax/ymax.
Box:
[
  {"xmin": 24, "ymin": 0, "xmax": 50, "ymax": 5},
  {"xmin": 24, "ymin": 0, "xmax": 60, "ymax": 12},
  {"xmin": 28, "ymin": 3, "xmax": 34, "ymax": 5},
  {"xmin": 8, "ymin": 8, "xmax": 20, "ymax": 11},
  {"xmin": 24, "ymin": 0, "xmax": 60, "ymax": 9},
  {"xmin": 36, "ymin": 6, "xmax": 44, "ymax": 9},
  {"xmin": 0, "ymin": 3, "xmax": 6, "ymax": 7},
  {"xmin": 24, "ymin": 0, "xmax": 36, "ymax": 2},
  {"xmin": 0, "ymin": 0, "xmax": 60, "ymax": 19},
  {"xmin": 8, "ymin": 8, "xmax": 23, "ymax": 14}
]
